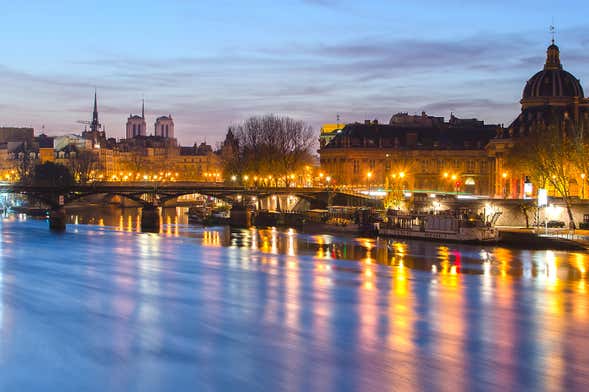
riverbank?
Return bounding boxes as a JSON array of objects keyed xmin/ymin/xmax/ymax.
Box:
[
  {"xmin": 9, "ymin": 205, "xmax": 589, "ymax": 251},
  {"xmin": 498, "ymin": 227, "xmax": 589, "ymax": 251}
]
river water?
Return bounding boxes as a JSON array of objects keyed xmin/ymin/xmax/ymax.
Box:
[{"xmin": 0, "ymin": 207, "xmax": 588, "ymax": 391}]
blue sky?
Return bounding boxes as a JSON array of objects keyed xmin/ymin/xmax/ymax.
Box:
[{"xmin": 1, "ymin": 0, "xmax": 588, "ymax": 145}]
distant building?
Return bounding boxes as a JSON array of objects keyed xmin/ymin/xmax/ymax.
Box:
[
  {"xmin": 54, "ymin": 134, "xmax": 92, "ymax": 152},
  {"xmin": 0, "ymin": 127, "xmax": 34, "ymax": 144},
  {"xmin": 126, "ymin": 100, "xmax": 147, "ymax": 139},
  {"xmin": 81, "ymin": 91, "xmax": 107, "ymax": 147},
  {"xmin": 154, "ymin": 115, "xmax": 174, "ymax": 139},
  {"xmin": 37, "ymin": 134, "xmax": 55, "ymax": 163},
  {"xmin": 319, "ymin": 123, "xmax": 344, "ymax": 148}
]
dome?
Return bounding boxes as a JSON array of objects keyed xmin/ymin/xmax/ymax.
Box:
[{"xmin": 522, "ymin": 43, "xmax": 584, "ymax": 99}]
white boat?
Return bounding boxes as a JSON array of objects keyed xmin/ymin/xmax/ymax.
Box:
[{"xmin": 377, "ymin": 212, "xmax": 500, "ymax": 243}]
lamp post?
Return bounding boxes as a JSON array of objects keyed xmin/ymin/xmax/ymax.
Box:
[{"xmin": 367, "ymin": 171, "xmax": 373, "ymax": 192}]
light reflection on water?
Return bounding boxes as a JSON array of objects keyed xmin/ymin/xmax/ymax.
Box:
[{"xmin": 0, "ymin": 208, "xmax": 587, "ymax": 391}]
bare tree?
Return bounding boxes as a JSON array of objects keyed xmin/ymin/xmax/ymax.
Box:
[
  {"xmin": 507, "ymin": 124, "xmax": 577, "ymax": 228},
  {"xmin": 222, "ymin": 115, "xmax": 315, "ymax": 185},
  {"xmin": 69, "ymin": 150, "xmax": 101, "ymax": 183},
  {"xmin": 15, "ymin": 151, "xmax": 35, "ymax": 184}
]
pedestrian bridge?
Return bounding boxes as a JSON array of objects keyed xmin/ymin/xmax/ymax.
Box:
[{"xmin": 0, "ymin": 181, "xmax": 379, "ymax": 231}]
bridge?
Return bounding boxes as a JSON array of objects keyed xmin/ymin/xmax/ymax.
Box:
[{"xmin": 0, "ymin": 182, "xmax": 379, "ymax": 231}]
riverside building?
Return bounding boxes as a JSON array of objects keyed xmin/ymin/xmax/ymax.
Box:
[{"xmin": 320, "ymin": 40, "xmax": 589, "ymax": 198}]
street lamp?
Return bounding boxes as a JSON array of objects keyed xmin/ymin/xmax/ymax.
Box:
[
  {"xmin": 502, "ymin": 172, "xmax": 508, "ymax": 199},
  {"xmin": 367, "ymin": 171, "xmax": 373, "ymax": 192}
]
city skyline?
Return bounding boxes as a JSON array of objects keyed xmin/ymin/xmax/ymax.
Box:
[{"xmin": 1, "ymin": 0, "xmax": 588, "ymax": 144}]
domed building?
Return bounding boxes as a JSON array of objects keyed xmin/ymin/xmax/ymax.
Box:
[
  {"xmin": 318, "ymin": 39, "xmax": 588, "ymax": 200},
  {"xmin": 487, "ymin": 40, "xmax": 589, "ymax": 198}
]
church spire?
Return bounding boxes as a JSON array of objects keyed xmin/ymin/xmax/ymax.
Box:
[
  {"xmin": 90, "ymin": 89, "xmax": 101, "ymax": 133},
  {"xmin": 141, "ymin": 98, "xmax": 145, "ymax": 119}
]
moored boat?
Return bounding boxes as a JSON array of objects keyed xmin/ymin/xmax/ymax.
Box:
[{"xmin": 377, "ymin": 211, "xmax": 499, "ymax": 243}]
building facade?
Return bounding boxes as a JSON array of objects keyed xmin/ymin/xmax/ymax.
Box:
[
  {"xmin": 154, "ymin": 115, "xmax": 174, "ymax": 139},
  {"xmin": 320, "ymin": 41, "xmax": 589, "ymax": 199},
  {"xmin": 320, "ymin": 114, "xmax": 499, "ymax": 195},
  {"xmin": 487, "ymin": 40, "xmax": 589, "ymax": 198}
]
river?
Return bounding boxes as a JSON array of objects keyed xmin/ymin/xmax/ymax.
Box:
[{"xmin": 0, "ymin": 207, "xmax": 588, "ymax": 391}]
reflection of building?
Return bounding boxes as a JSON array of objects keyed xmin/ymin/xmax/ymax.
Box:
[
  {"xmin": 320, "ymin": 114, "xmax": 499, "ymax": 195},
  {"xmin": 487, "ymin": 40, "xmax": 589, "ymax": 198},
  {"xmin": 154, "ymin": 115, "xmax": 174, "ymax": 139}
]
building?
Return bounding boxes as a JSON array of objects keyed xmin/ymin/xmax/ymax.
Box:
[
  {"xmin": 320, "ymin": 114, "xmax": 500, "ymax": 195},
  {"xmin": 320, "ymin": 39, "xmax": 589, "ymax": 199},
  {"xmin": 154, "ymin": 115, "xmax": 174, "ymax": 139},
  {"xmin": 81, "ymin": 91, "xmax": 107, "ymax": 147},
  {"xmin": 126, "ymin": 100, "xmax": 147, "ymax": 139},
  {"xmin": 319, "ymin": 123, "xmax": 344, "ymax": 149},
  {"xmin": 0, "ymin": 127, "xmax": 34, "ymax": 144},
  {"xmin": 54, "ymin": 134, "xmax": 92, "ymax": 152},
  {"xmin": 37, "ymin": 134, "xmax": 55, "ymax": 163},
  {"xmin": 487, "ymin": 40, "xmax": 589, "ymax": 198}
]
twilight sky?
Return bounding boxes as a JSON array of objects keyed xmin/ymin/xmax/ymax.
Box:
[{"xmin": 1, "ymin": 0, "xmax": 588, "ymax": 145}]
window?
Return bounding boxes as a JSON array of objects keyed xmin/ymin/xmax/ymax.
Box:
[
  {"xmin": 481, "ymin": 161, "xmax": 488, "ymax": 172},
  {"xmin": 353, "ymin": 160, "xmax": 360, "ymax": 174},
  {"xmin": 467, "ymin": 160, "xmax": 475, "ymax": 172}
]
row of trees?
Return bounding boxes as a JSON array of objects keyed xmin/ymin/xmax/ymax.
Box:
[
  {"xmin": 506, "ymin": 124, "xmax": 587, "ymax": 228},
  {"xmin": 220, "ymin": 114, "xmax": 315, "ymax": 185},
  {"xmin": 17, "ymin": 149, "xmax": 101, "ymax": 185}
]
